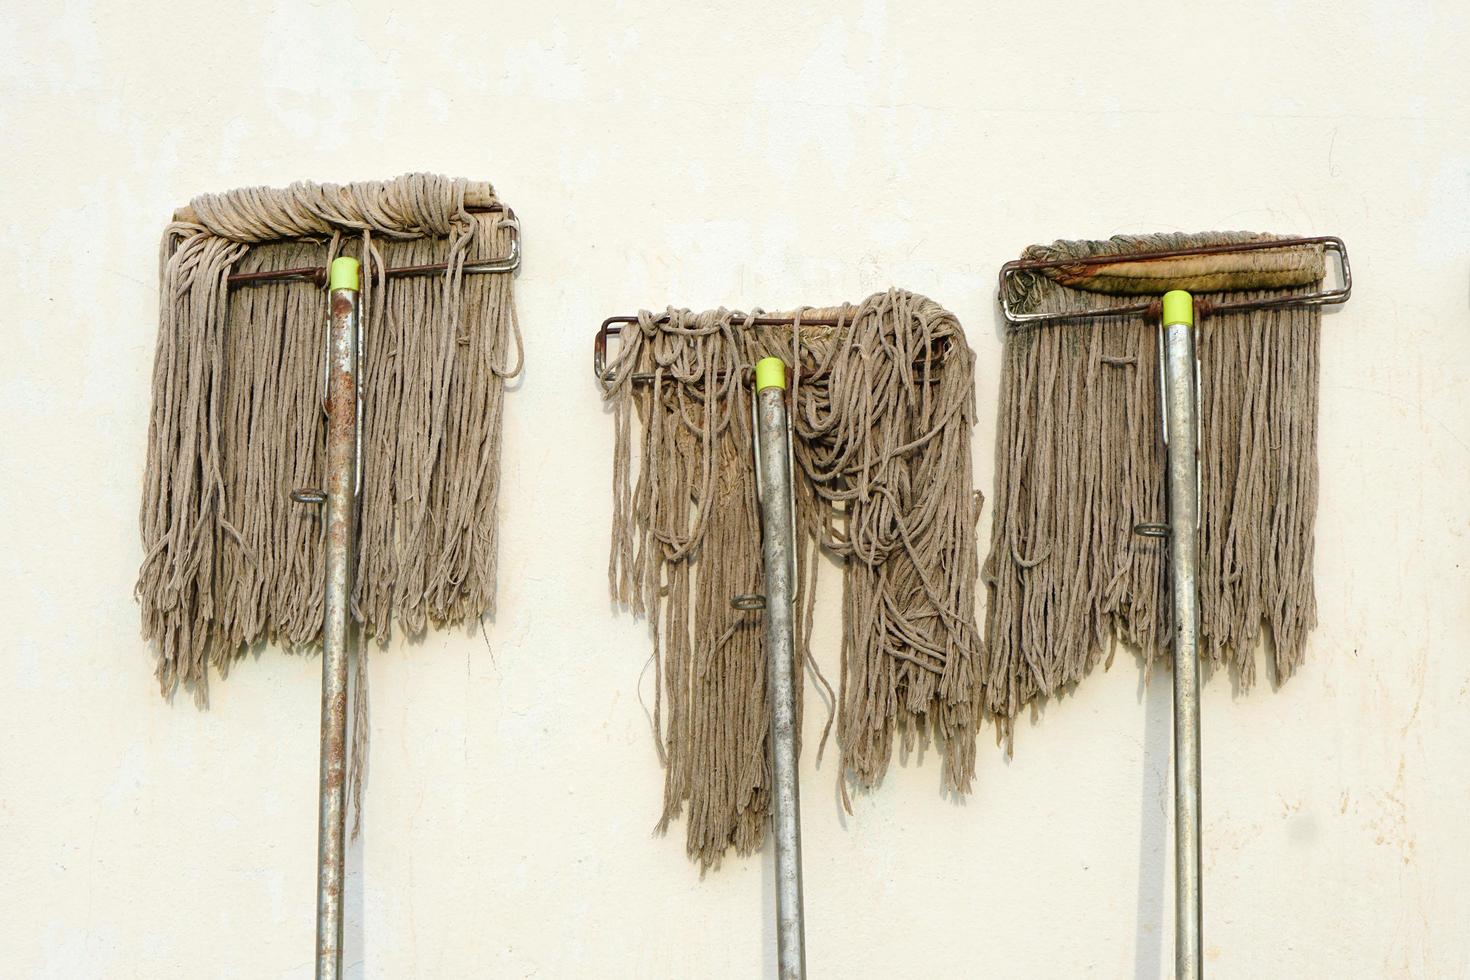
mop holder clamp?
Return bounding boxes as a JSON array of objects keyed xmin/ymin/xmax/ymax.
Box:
[
  {"xmin": 997, "ymin": 235, "xmax": 1351, "ymax": 327},
  {"xmin": 219, "ymin": 203, "xmax": 522, "ymax": 289},
  {"xmin": 592, "ymin": 314, "xmax": 954, "ymax": 386}
]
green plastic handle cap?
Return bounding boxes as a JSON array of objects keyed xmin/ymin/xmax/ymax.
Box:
[
  {"xmin": 329, "ymin": 256, "xmax": 361, "ymax": 292},
  {"xmin": 1161, "ymin": 289, "xmax": 1193, "ymax": 327},
  {"xmin": 754, "ymin": 357, "xmax": 786, "ymax": 392}
]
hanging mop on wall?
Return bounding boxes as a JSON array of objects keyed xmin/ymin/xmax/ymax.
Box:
[
  {"xmin": 136, "ymin": 174, "xmax": 521, "ymax": 979},
  {"xmin": 596, "ymin": 290, "xmax": 984, "ymax": 978},
  {"xmin": 987, "ymin": 232, "xmax": 1351, "ymax": 978}
]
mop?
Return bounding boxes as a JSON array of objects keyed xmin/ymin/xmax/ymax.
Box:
[
  {"xmin": 985, "ymin": 231, "xmax": 1351, "ymax": 978},
  {"xmin": 597, "ymin": 290, "xmax": 984, "ymax": 977},
  {"xmin": 135, "ymin": 174, "xmax": 521, "ymax": 979}
]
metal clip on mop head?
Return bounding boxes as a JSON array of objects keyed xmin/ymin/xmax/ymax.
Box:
[
  {"xmin": 997, "ymin": 235, "xmax": 1351, "ymax": 327},
  {"xmin": 220, "ymin": 203, "xmax": 522, "ymax": 289},
  {"xmin": 996, "ymin": 233, "xmax": 1351, "ymax": 980},
  {"xmin": 591, "ymin": 312, "xmax": 852, "ymax": 385}
]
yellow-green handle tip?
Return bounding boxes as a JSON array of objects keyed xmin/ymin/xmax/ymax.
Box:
[
  {"xmin": 1161, "ymin": 289, "xmax": 1194, "ymax": 326},
  {"xmin": 754, "ymin": 357, "xmax": 786, "ymax": 392},
  {"xmin": 329, "ymin": 256, "xmax": 361, "ymax": 291}
]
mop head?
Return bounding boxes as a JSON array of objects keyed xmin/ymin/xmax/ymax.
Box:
[
  {"xmin": 137, "ymin": 174, "xmax": 521, "ymax": 698},
  {"xmin": 603, "ymin": 289, "xmax": 983, "ymax": 869},
  {"xmin": 984, "ymin": 232, "xmax": 1324, "ymax": 728}
]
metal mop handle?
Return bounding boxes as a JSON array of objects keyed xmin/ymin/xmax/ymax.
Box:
[
  {"xmin": 316, "ymin": 257, "xmax": 361, "ymax": 980},
  {"xmin": 1158, "ymin": 290, "xmax": 1203, "ymax": 980},
  {"xmin": 751, "ymin": 358, "xmax": 807, "ymax": 980}
]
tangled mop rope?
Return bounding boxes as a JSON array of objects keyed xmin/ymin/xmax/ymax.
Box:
[
  {"xmin": 138, "ymin": 174, "xmax": 522, "ymax": 700},
  {"xmin": 603, "ymin": 289, "xmax": 983, "ymax": 868},
  {"xmin": 984, "ymin": 232, "xmax": 1323, "ymax": 731}
]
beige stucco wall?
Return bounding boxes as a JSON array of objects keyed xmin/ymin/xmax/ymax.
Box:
[{"xmin": 3, "ymin": 1, "xmax": 1468, "ymax": 976}]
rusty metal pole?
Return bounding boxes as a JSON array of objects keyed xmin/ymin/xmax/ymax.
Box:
[{"xmin": 315, "ymin": 256, "xmax": 360, "ymax": 980}]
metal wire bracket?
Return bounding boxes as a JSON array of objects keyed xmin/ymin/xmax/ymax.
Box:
[
  {"xmin": 592, "ymin": 313, "xmax": 853, "ymax": 385},
  {"xmin": 225, "ymin": 205, "xmax": 522, "ymax": 289},
  {"xmin": 997, "ymin": 235, "xmax": 1352, "ymax": 327},
  {"xmin": 592, "ymin": 314, "xmax": 952, "ymax": 387}
]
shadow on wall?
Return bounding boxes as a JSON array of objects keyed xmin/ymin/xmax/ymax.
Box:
[
  {"xmin": 762, "ymin": 844, "xmax": 775, "ymax": 979},
  {"xmin": 344, "ymin": 653, "xmax": 367, "ymax": 980},
  {"xmin": 346, "ymin": 826, "xmax": 365, "ymax": 979},
  {"xmin": 1134, "ymin": 671, "xmax": 1170, "ymax": 980}
]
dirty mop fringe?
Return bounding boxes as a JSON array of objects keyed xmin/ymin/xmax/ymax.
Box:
[
  {"xmin": 603, "ymin": 290, "xmax": 983, "ymax": 868},
  {"xmin": 983, "ymin": 232, "xmax": 1322, "ymax": 731},
  {"xmin": 137, "ymin": 173, "xmax": 522, "ymax": 745}
]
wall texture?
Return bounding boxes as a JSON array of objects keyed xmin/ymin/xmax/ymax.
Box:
[{"xmin": 3, "ymin": 1, "xmax": 1468, "ymax": 977}]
